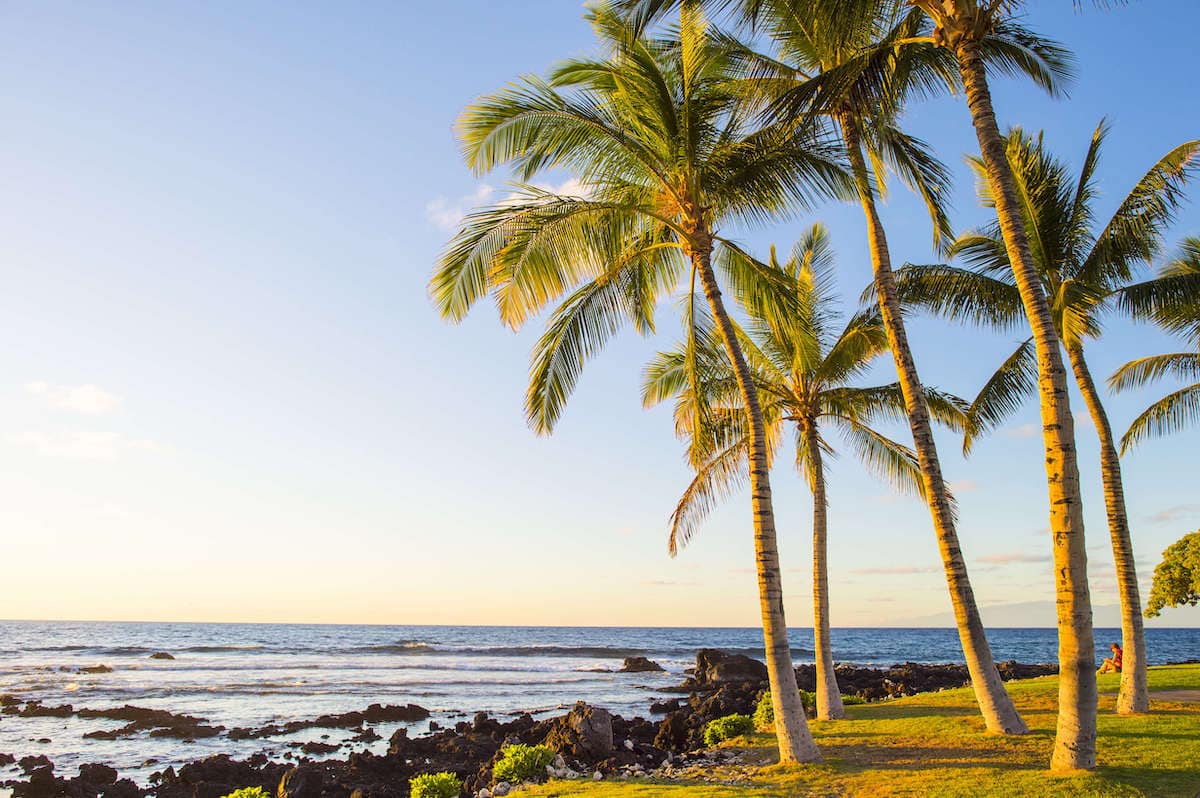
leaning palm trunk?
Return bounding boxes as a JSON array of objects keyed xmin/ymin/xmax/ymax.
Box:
[
  {"xmin": 803, "ymin": 419, "xmax": 845, "ymax": 721},
  {"xmin": 692, "ymin": 242, "xmax": 821, "ymax": 763},
  {"xmin": 1065, "ymin": 343, "xmax": 1149, "ymax": 714},
  {"xmin": 840, "ymin": 114, "xmax": 1028, "ymax": 734},
  {"xmin": 955, "ymin": 43, "xmax": 1097, "ymax": 771}
]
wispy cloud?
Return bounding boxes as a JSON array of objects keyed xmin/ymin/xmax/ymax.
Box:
[
  {"xmin": 26, "ymin": 381, "xmax": 121, "ymax": 416},
  {"xmin": 1003, "ymin": 423, "xmax": 1039, "ymax": 439},
  {"xmin": 848, "ymin": 565, "xmax": 938, "ymax": 575},
  {"xmin": 947, "ymin": 479, "xmax": 979, "ymax": 493},
  {"xmin": 425, "ymin": 184, "xmax": 495, "ymax": 231},
  {"xmin": 977, "ymin": 551, "xmax": 1052, "ymax": 565},
  {"xmin": 639, "ymin": 579, "xmax": 698, "ymax": 587},
  {"xmin": 11, "ymin": 430, "xmax": 159, "ymax": 461},
  {"xmin": 1146, "ymin": 504, "xmax": 1200, "ymax": 524}
]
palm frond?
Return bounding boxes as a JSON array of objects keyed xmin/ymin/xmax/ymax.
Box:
[
  {"xmin": 1108, "ymin": 352, "xmax": 1200, "ymax": 392},
  {"xmin": 962, "ymin": 337, "xmax": 1038, "ymax": 455},
  {"xmin": 668, "ymin": 438, "xmax": 750, "ymax": 556},
  {"xmin": 1118, "ymin": 383, "xmax": 1200, "ymax": 454},
  {"xmin": 891, "ymin": 262, "xmax": 1025, "ymax": 331}
]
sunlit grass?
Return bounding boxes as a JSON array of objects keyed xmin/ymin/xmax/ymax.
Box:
[{"xmin": 524, "ymin": 665, "xmax": 1200, "ymax": 797}]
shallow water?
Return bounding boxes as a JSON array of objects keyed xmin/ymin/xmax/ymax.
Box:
[{"xmin": 1, "ymin": 621, "xmax": 1196, "ymax": 784}]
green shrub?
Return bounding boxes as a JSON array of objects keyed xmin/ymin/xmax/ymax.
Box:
[
  {"xmin": 492, "ymin": 743, "xmax": 555, "ymax": 784},
  {"xmin": 221, "ymin": 789, "xmax": 270, "ymax": 798},
  {"xmin": 756, "ymin": 689, "xmax": 863, "ymax": 728},
  {"xmin": 704, "ymin": 713, "xmax": 755, "ymax": 746},
  {"xmin": 753, "ymin": 691, "xmax": 774, "ymax": 731},
  {"xmin": 409, "ymin": 771, "xmax": 462, "ymax": 798}
]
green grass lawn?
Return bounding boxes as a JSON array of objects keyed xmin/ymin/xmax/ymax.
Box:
[{"xmin": 524, "ymin": 664, "xmax": 1200, "ymax": 797}]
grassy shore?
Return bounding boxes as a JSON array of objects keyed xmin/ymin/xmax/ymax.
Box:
[{"xmin": 526, "ymin": 664, "xmax": 1200, "ymax": 797}]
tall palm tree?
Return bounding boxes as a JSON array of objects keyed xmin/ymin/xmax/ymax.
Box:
[
  {"xmin": 728, "ymin": 0, "xmax": 1037, "ymax": 734},
  {"xmin": 429, "ymin": 5, "xmax": 852, "ymax": 763},
  {"xmin": 619, "ymin": 0, "xmax": 1057, "ymax": 733},
  {"xmin": 644, "ymin": 224, "xmax": 967, "ymax": 721},
  {"xmin": 893, "ymin": 124, "xmax": 1200, "ymax": 717},
  {"xmin": 1111, "ymin": 237, "xmax": 1200, "ymax": 450},
  {"xmin": 906, "ymin": 0, "xmax": 1099, "ymax": 771}
]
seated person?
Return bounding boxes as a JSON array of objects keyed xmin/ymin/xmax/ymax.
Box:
[{"xmin": 1098, "ymin": 642, "xmax": 1123, "ymax": 674}]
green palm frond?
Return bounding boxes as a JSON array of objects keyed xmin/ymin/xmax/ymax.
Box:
[
  {"xmin": 820, "ymin": 383, "xmax": 968, "ymax": 432},
  {"xmin": 815, "ymin": 308, "xmax": 888, "ymax": 385},
  {"xmin": 962, "ymin": 337, "xmax": 1038, "ymax": 455},
  {"xmin": 862, "ymin": 122, "xmax": 954, "ymax": 246},
  {"xmin": 668, "ymin": 438, "xmax": 751, "ymax": 555},
  {"xmin": 977, "ymin": 19, "xmax": 1075, "ymax": 98},
  {"xmin": 831, "ymin": 416, "xmax": 930, "ymax": 503},
  {"xmin": 1080, "ymin": 139, "xmax": 1200, "ymax": 293},
  {"xmin": 1118, "ymin": 383, "xmax": 1200, "ymax": 454},
  {"xmin": 1108, "ymin": 352, "xmax": 1200, "ymax": 392},
  {"xmin": 1116, "ymin": 237, "xmax": 1200, "ymax": 340},
  {"xmin": 891, "ymin": 263, "xmax": 1025, "ymax": 330},
  {"xmin": 526, "ymin": 253, "xmax": 671, "ymax": 434}
]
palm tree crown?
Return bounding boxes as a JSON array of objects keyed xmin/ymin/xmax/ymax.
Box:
[
  {"xmin": 894, "ymin": 123, "xmax": 1200, "ymax": 447},
  {"xmin": 644, "ymin": 224, "xmax": 961, "ymax": 552}
]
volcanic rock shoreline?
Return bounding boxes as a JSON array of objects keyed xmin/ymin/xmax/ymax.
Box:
[{"xmin": 1, "ymin": 651, "xmax": 1058, "ymax": 798}]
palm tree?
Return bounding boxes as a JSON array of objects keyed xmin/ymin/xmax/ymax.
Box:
[
  {"xmin": 728, "ymin": 0, "xmax": 1034, "ymax": 734},
  {"xmin": 893, "ymin": 124, "xmax": 1200, "ymax": 717},
  {"xmin": 905, "ymin": 0, "xmax": 1099, "ymax": 771},
  {"xmin": 616, "ymin": 0, "xmax": 1043, "ymax": 733},
  {"xmin": 644, "ymin": 224, "xmax": 967, "ymax": 721},
  {"xmin": 429, "ymin": 5, "xmax": 852, "ymax": 763},
  {"xmin": 1111, "ymin": 237, "xmax": 1200, "ymax": 450}
]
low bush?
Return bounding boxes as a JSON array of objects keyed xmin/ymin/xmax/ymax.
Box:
[
  {"xmin": 753, "ymin": 691, "xmax": 774, "ymax": 731},
  {"xmin": 492, "ymin": 743, "xmax": 555, "ymax": 784},
  {"xmin": 756, "ymin": 688, "xmax": 864, "ymax": 728},
  {"xmin": 220, "ymin": 789, "xmax": 270, "ymax": 798},
  {"xmin": 704, "ymin": 713, "xmax": 755, "ymax": 745},
  {"xmin": 409, "ymin": 771, "xmax": 462, "ymax": 798}
]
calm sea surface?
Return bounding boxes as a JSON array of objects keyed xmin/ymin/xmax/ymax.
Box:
[{"xmin": 1, "ymin": 622, "xmax": 1197, "ymax": 783}]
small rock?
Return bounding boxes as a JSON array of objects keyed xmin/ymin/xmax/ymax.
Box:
[
  {"xmin": 619, "ymin": 656, "xmax": 665, "ymax": 673},
  {"xmin": 149, "ymin": 652, "xmax": 175, "ymax": 660},
  {"xmin": 623, "ymin": 739, "xmax": 634, "ymax": 751},
  {"xmin": 593, "ymin": 771, "xmax": 603, "ymax": 781},
  {"xmin": 493, "ymin": 782, "xmax": 511, "ymax": 796}
]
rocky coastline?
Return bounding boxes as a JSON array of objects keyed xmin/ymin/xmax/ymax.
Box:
[{"xmin": 0, "ymin": 651, "xmax": 1058, "ymax": 798}]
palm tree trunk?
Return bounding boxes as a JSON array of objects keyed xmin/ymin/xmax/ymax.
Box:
[
  {"xmin": 802, "ymin": 418, "xmax": 845, "ymax": 721},
  {"xmin": 691, "ymin": 240, "xmax": 821, "ymax": 764},
  {"xmin": 955, "ymin": 42, "xmax": 1097, "ymax": 771},
  {"xmin": 1065, "ymin": 342, "xmax": 1149, "ymax": 714},
  {"xmin": 840, "ymin": 113, "xmax": 1027, "ymax": 735}
]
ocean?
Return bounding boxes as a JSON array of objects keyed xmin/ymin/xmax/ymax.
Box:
[{"xmin": 1, "ymin": 621, "xmax": 1196, "ymax": 784}]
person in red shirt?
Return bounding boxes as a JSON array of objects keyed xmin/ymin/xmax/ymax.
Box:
[{"xmin": 1098, "ymin": 642, "xmax": 1123, "ymax": 674}]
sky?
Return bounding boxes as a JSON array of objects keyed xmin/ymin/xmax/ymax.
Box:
[{"xmin": 1, "ymin": 0, "xmax": 1197, "ymax": 629}]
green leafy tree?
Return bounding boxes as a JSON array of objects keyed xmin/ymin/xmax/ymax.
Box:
[
  {"xmin": 644, "ymin": 225, "xmax": 965, "ymax": 721},
  {"xmin": 1144, "ymin": 531, "xmax": 1200, "ymax": 618},
  {"xmin": 1111, "ymin": 237, "xmax": 1200, "ymax": 449},
  {"xmin": 429, "ymin": 4, "xmax": 851, "ymax": 763},
  {"xmin": 894, "ymin": 124, "xmax": 1200, "ymax": 716}
]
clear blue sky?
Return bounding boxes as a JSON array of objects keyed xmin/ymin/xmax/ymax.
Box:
[{"xmin": 1, "ymin": 0, "xmax": 1197, "ymax": 627}]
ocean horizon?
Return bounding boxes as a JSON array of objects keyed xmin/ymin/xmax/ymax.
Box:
[{"xmin": 2, "ymin": 620, "xmax": 1197, "ymax": 784}]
